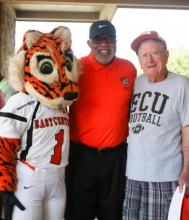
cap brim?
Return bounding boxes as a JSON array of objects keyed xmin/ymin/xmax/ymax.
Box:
[{"xmin": 90, "ymin": 29, "xmax": 116, "ymax": 39}]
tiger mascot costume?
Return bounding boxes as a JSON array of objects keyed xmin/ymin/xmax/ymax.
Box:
[{"xmin": 0, "ymin": 26, "xmax": 79, "ymax": 220}]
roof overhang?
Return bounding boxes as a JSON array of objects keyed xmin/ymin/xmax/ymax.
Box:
[{"xmin": 1, "ymin": 0, "xmax": 189, "ymax": 22}]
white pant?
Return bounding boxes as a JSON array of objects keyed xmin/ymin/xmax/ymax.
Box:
[{"xmin": 12, "ymin": 162, "xmax": 66, "ymax": 220}]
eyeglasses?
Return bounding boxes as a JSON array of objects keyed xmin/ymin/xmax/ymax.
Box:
[
  {"xmin": 138, "ymin": 50, "xmax": 165, "ymax": 61},
  {"xmin": 92, "ymin": 36, "xmax": 116, "ymax": 45}
]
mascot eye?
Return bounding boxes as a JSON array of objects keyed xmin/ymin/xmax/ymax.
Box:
[{"xmin": 38, "ymin": 57, "xmax": 55, "ymax": 75}]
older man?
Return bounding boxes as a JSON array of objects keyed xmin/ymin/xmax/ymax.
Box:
[{"xmin": 123, "ymin": 31, "xmax": 189, "ymax": 220}]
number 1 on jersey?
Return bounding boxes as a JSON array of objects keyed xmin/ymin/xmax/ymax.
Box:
[{"xmin": 50, "ymin": 129, "xmax": 64, "ymax": 165}]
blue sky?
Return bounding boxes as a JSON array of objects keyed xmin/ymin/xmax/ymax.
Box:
[{"xmin": 16, "ymin": 8, "xmax": 189, "ymax": 67}]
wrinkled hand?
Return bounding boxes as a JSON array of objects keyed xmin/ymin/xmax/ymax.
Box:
[
  {"xmin": 1, "ymin": 191, "xmax": 25, "ymax": 220},
  {"xmin": 178, "ymin": 170, "xmax": 189, "ymax": 195}
]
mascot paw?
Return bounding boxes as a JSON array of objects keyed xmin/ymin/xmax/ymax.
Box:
[{"xmin": 1, "ymin": 191, "xmax": 25, "ymax": 220}]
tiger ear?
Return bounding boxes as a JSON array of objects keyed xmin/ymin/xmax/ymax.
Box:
[
  {"xmin": 8, "ymin": 50, "xmax": 26, "ymax": 92},
  {"xmin": 52, "ymin": 26, "xmax": 72, "ymax": 50},
  {"xmin": 23, "ymin": 30, "xmax": 42, "ymax": 49},
  {"xmin": 52, "ymin": 26, "xmax": 71, "ymax": 40}
]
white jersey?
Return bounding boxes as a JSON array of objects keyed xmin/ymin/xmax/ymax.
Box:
[
  {"xmin": 0, "ymin": 92, "xmax": 69, "ymax": 168},
  {"xmin": 126, "ymin": 73, "xmax": 189, "ymax": 182}
]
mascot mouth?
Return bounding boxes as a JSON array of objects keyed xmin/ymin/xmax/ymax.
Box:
[
  {"xmin": 64, "ymin": 92, "xmax": 78, "ymax": 100},
  {"xmin": 25, "ymin": 81, "xmax": 77, "ymax": 109}
]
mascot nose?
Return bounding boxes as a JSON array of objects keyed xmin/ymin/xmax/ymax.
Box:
[{"xmin": 64, "ymin": 92, "xmax": 78, "ymax": 100}]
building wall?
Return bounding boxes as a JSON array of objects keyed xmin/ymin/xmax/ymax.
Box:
[{"xmin": 0, "ymin": 3, "xmax": 15, "ymax": 78}]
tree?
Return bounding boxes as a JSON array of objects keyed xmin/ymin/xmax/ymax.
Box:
[{"xmin": 168, "ymin": 48, "xmax": 189, "ymax": 78}]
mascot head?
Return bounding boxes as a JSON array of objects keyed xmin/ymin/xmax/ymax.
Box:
[{"xmin": 8, "ymin": 26, "xmax": 79, "ymax": 109}]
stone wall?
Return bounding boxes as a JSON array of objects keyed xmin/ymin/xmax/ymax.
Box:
[{"xmin": 0, "ymin": 3, "xmax": 16, "ymax": 78}]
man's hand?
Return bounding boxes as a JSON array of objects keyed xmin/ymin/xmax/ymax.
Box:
[
  {"xmin": 180, "ymin": 125, "xmax": 189, "ymax": 195},
  {"xmin": 1, "ymin": 191, "xmax": 25, "ymax": 220},
  {"xmin": 178, "ymin": 170, "xmax": 189, "ymax": 195}
]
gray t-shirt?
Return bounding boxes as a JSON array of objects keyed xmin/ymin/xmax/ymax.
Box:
[{"xmin": 126, "ymin": 72, "xmax": 189, "ymax": 182}]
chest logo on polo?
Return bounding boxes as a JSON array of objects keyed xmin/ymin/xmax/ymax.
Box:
[{"xmin": 120, "ymin": 76, "xmax": 129, "ymax": 89}]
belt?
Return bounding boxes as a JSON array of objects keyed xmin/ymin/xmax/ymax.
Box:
[{"xmin": 73, "ymin": 141, "xmax": 125, "ymax": 154}]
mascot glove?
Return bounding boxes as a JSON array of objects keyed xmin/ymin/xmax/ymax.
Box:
[{"xmin": 1, "ymin": 191, "xmax": 25, "ymax": 220}]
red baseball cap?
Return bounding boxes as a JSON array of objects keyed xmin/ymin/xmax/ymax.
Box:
[{"xmin": 131, "ymin": 31, "xmax": 167, "ymax": 53}]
